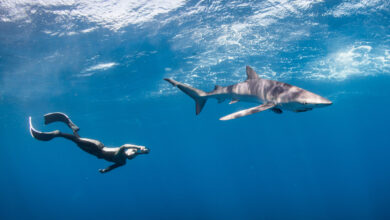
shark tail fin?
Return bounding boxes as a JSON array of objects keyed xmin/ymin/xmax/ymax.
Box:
[
  {"xmin": 164, "ymin": 78, "xmax": 208, "ymax": 115},
  {"xmin": 195, "ymin": 98, "xmax": 207, "ymax": 115}
]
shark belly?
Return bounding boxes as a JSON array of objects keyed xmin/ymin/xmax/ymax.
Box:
[
  {"xmin": 234, "ymin": 94, "xmax": 262, "ymax": 103},
  {"xmin": 278, "ymin": 102, "xmax": 313, "ymax": 112},
  {"xmin": 209, "ymin": 92, "xmax": 263, "ymax": 104}
]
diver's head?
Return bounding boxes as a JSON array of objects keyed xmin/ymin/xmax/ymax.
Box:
[{"xmin": 123, "ymin": 144, "xmax": 150, "ymax": 154}]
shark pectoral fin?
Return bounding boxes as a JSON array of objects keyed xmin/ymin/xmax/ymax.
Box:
[
  {"xmin": 229, "ymin": 99, "xmax": 239, "ymax": 104},
  {"xmin": 219, "ymin": 103, "xmax": 276, "ymax": 121}
]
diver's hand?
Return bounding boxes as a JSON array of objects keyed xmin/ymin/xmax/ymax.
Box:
[{"xmin": 99, "ymin": 168, "xmax": 107, "ymax": 173}]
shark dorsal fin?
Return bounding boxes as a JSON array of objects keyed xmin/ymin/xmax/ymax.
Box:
[{"xmin": 246, "ymin": 66, "xmax": 259, "ymax": 80}]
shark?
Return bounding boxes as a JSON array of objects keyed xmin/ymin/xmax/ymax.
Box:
[{"xmin": 164, "ymin": 66, "xmax": 332, "ymax": 120}]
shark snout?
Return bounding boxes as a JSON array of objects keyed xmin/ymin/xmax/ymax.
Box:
[
  {"xmin": 313, "ymin": 97, "xmax": 332, "ymax": 108},
  {"xmin": 321, "ymin": 97, "xmax": 332, "ymax": 105},
  {"xmin": 301, "ymin": 94, "xmax": 332, "ymax": 108}
]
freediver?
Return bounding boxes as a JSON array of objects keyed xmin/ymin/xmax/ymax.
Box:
[{"xmin": 29, "ymin": 112, "xmax": 149, "ymax": 173}]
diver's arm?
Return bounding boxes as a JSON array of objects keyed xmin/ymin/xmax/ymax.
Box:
[
  {"xmin": 133, "ymin": 145, "xmax": 146, "ymax": 150},
  {"xmin": 115, "ymin": 146, "xmax": 127, "ymax": 157},
  {"xmin": 126, "ymin": 145, "xmax": 149, "ymax": 155},
  {"xmin": 125, "ymin": 144, "xmax": 146, "ymax": 151},
  {"xmin": 99, "ymin": 163, "xmax": 124, "ymax": 173}
]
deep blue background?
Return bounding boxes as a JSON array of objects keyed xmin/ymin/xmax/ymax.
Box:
[{"xmin": 1, "ymin": 1, "xmax": 390, "ymax": 219}]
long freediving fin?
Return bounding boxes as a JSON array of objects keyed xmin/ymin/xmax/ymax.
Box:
[
  {"xmin": 219, "ymin": 102, "xmax": 276, "ymax": 121},
  {"xmin": 44, "ymin": 112, "xmax": 80, "ymax": 133},
  {"xmin": 29, "ymin": 116, "xmax": 60, "ymax": 141}
]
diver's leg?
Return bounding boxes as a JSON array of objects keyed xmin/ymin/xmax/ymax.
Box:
[
  {"xmin": 99, "ymin": 163, "xmax": 125, "ymax": 173},
  {"xmin": 30, "ymin": 116, "xmax": 106, "ymax": 158},
  {"xmin": 57, "ymin": 132, "xmax": 82, "ymax": 143},
  {"xmin": 44, "ymin": 112, "xmax": 80, "ymax": 136}
]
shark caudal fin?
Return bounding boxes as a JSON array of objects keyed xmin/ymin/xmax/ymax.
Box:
[{"xmin": 164, "ymin": 78, "xmax": 208, "ymax": 115}]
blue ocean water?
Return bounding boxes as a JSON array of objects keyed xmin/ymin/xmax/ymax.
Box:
[{"xmin": 1, "ymin": 1, "xmax": 390, "ymax": 219}]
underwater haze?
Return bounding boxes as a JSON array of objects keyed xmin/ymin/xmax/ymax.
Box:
[{"xmin": 1, "ymin": 0, "xmax": 390, "ymax": 219}]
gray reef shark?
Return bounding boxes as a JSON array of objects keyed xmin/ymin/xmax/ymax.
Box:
[{"xmin": 164, "ymin": 66, "xmax": 332, "ymax": 120}]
